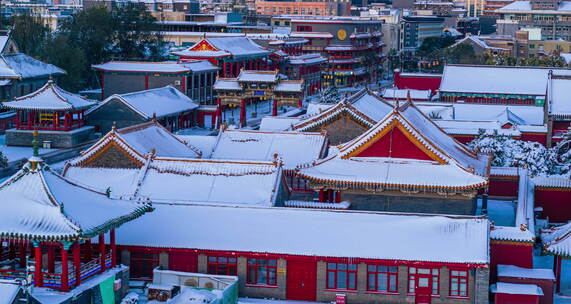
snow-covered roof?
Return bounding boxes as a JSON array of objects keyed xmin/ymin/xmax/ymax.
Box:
[
  {"xmin": 293, "ymin": 88, "xmax": 392, "ymax": 132},
  {"xmin": 0, "ymin": 161, "xmax": 150, "ymax": 241},
  {"xmin": 2, "ymin": 80, "xmax": 96, "ymax": 111},
  {"xmin": 237, "ymin": 70, "xmax": 278, "ymax": 83},
  {"xmin": 89, "ymin": 86, "xmax": 198, "ymax": 119},
  {"xmin": 415, "ymin": 102, "xmax": 545, "ymax": 125},
  {"xmin": 288, "ymin": 53, "xmax": 327, "ymax": 65},
  {"xmin": 452, "ymin": 36, "xmax": 509, "ymax": 51},
  {"xmin": 213, "ymin": 78, "xmax": 241, "ymax": 91},
  {"xmin": 541, "ymin": 222, "xmax": 571, "ymax": 257},
  {"xmin": 0, "ymin": 53, "xmax": 64, "ymax": 79},
  {"xmin": 299, "ymin": 157, "xmax": 488, "ymax": 190},
  {"xmin": 298, "ymin": 100, "xmax": 490, "ymax": 191},
  {"xmin": 548, "ymin": 76, "xmax": 571, "ymax": 118},
  {"xmin": 176, "ymin": 135, "xmax": 217, "ymax": 158},
  {"xmin": 275, "ymin": 80, "xmax": 303, "ymax": 93},
  {"xmin": 382, "ymin": 88, "xmax": 432, "ymax": 100},
  {"xmin": 490, "ymin": 225, "xmax": 535, "ymax": 243},
  {"xmin": 116, "ymin": 204, "xmax": 489, "ymax": 264},
  {"xmin": 533, "ymin": 175, "xmax": 571, "ymax": 188},
  {"xmin": 211, "ymin": 129, "xmax": 327, "ymax": 170},
  {"xmin": 173, "ymin": 37, "xmax": 270, "ymax": 59},
  {"xmin": 259, "ymin": 116, "xmax": 301, "ymax": 131},
  {"xmin": 498, "ymin": 0, "xmax": 571, "ymax": 11},
  {"xmin": 490, "ymin": 166, "xmax": 521, "ymax": 177},
  {"xmin": 439, "ymin": 65, "xmax": 569, "ymax": 96},
  {"xmin": 290, "ymin": 32, "xmax": 334, "ymax": 39},
  {"xmin": 491, "ymin": 283, "xmax": 544, "ymax": 296},
  {"xmin": 92, "ymin": 60, "xmax": 217, "ymax": 73},
  {"xmin": 497, "ymin": 265, "xmax": 555, "ymax": 280},
  {"xmin": 67, "ymin": 120, "xmax": 202, "ymax": 164},
  {"xmin": 63, "ymin": 158, "xmax": 283, "ymax": 207}
]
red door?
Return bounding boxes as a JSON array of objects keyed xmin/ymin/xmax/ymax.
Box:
[
  {"xmin": 286, "ymin": 260, "xmax": 317, "ymax": 301},
  {"xmin": 415, "ymin": 274, "xmax": 432, "ymax": 304}
]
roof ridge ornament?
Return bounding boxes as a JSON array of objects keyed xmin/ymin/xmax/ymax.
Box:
[{"xmin": 29, "ymin": 130, "xmax": 43, "ymax": 171}]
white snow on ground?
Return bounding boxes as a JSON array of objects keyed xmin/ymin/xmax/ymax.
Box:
[
  {"xmin": 488, "ymin": 200, "xmax": 517, "ymax": 226},
  {"xmin": 476, "ymin": 198, "xmax": 516, "ymax": 226},
  {"xmin": 0, "ymin": 135, "xmax": 56, "ymax": 162}
]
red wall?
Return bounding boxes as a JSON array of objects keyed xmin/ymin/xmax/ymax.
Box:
[
  {"xmin": 534, "ymin": 188, "xmax": 571, "ymax": 223},
  {"xmin": 498, "ymin": 277, "xmax": 553, "ymax": 304},
  {"xmin": 495, "ymin": 293, "xmax": 540, "ymax": 304},
  {"xmin": 394, "ymin": 71, "xmax": 442, "ymax": 94},
  {"xmin": 488, "ymin": 178, "xmax": 519, "ymax": 198},
  {"xmin": 452, "ymin": 135, "xmax": 476, "ymax": 144},
  {"xmin": 356, "ymin": 126, "xmax": 433, "ymax": 160},
  {"xmin": 490, "ymin": 242, "xmax": 533, "ymax": 282},
  {"xmin": 520, "ymin": 133, "xmax": 547, "ymax": 146}
]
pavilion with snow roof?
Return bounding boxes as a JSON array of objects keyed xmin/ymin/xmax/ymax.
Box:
[
  {"xmin": 172, "ymin": 37, "xmax": 271, "ymax": 78},
  {"xmin": 296, "ymin": 98, "xmax": 491, "ymax": 214},
  {"xmin": 0, "ymin": 143, "xmax": 151, "ymax": 292},
  {"xmin": 214, "ymin": 69, "xmax": 304, "ymax": 127},
  {"xmin": 2, "ymin": 80, "xmax": 97, "ymax": 148}
]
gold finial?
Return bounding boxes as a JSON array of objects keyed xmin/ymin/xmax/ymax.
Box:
[
  {"xmin": 152, "ymin": 113, "xmax": 157, "ymax": 122},
  {"xmin": 32, "ymin": 130, "xmax": 39, "ymax": 157},
  {"xmin": 111, "ymin": 121, "xmax": 117, "ymax": 131}
]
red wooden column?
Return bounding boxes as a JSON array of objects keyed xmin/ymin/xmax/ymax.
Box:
[
  {"xmin": 298, "ymin": 98, "xmax": 302, "ymax": 108},
  {"xmin": 229, "ymin": 62, "xmax": 234, "ymax": 77},
  {"xmin": 318, "ymin": 189, "xmax": 325, "ymax": 202},
  {"xmin": 84, "ymin": 240, "xmax": 92, "ymax": 263},
  {"xmin": 240, "ymin": 99, "xmax": 246, "ymax": 127},
  {"xmin": 34, "ymin": 243, "xmax": 43, "ymax": 287},
  {"xmin": 223, "ymin": 61, "xmax": 227, "ymax": 77},
  {"xmin": 110, "ymin": 229, "xmax": 116, "ymax": 268},
  {"xmin": 554, "ymin": 255, "xmax": 562, "ymax": 293},
  {"xmin": 335, "ymin": 191, "xmax": 342, "ymax": 203},
  {"xmin": 272, "ymin": 99, "xmax": 278, "ymax": 116},
  {"xmin": 18, "ymin": 243, "xmax": 26, "ymax": 268},
  {"xmin": 60, "ymin": 244, "xmax": 69, "ymax": 292},
  {"xmin": 99, "ymin": 233, "xmax": 105, "ymax": 273},
  {"xmin": 47, "ymin": 244, "xmax": 55, "ymax": 273},
  {"xmin": 73, "ymin": 241, "xmax": 81, "ymax": 287}
]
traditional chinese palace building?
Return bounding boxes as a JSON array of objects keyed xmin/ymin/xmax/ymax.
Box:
[
  {"xmin": 2, "ymin": 80, "xmax": 96, "ymax": 148},
  {"xmin": 290, "ymin": 18, "xmax": 385, "ymax": 87},
  {"xmin": 172, "ymin": 37, "xmax": 271, "ymax": 78},
  {"xmin": 0, "ymin": 149, "xmax": 150, "ymax": 297},
  {"xmin": 438, "ymin": 65, "xmax": 571, "ymax": 146},
  {"xmin": 296, "ymin": 98, "xmax": 491, "ymax": 215},
  {"xmin": 92, "ymin": 60, "xmax": 218, "ymax": 103},
  {"xmin": 86, "ymin": 86, "xmax": 199, "ymax": 133},
  {"xmin": 37, "ymin": 116, "xmax": 495, "ymax": 303},
  {"xmin": 214, "ymin": 70, "xmax": 304, "ymax": 127}
]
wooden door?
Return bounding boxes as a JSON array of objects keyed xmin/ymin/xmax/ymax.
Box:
[
  {"xmin": 286, "ymin": 260, "xmax": 317, "ymax": 301},
  {"xmin": 415, "ymin": 273, "xmax": 432, "ymax": 304}
]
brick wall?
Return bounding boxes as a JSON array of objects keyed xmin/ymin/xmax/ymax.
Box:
[
  {"xmin": 343, "ymin": 192, "xmax": 477, "ymax": 215},
  {"xmin": 5, "ymin": 127, "xmax": 95, "ymax": 148}
]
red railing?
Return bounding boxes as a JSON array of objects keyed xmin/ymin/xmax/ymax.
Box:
[
  {"xmin": 15, "ymin": 121, "xmax": 83, "ymax": 131},
  {"xmin": 0, "ymin": 252, "xmax": 113, "ymax": 290}
]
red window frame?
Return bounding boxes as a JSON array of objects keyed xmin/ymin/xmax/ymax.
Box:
[
  {"xmin": 449, "ymin": 269, "xmax": 469, "ymax": 298},
  {"xmin": 366, "ymin": 264, "xmax": 398, "ymax": 293},
  {"xmin": 326, "ymin": 263, "xmax": 357, "ymax": 291},
  {"xmin": 247, "ymin": 258, "xmax": 277, "ymax": 286},
  {"xmin": 207, "ymin": 256, "xmax": 237, "ymax": 276},
  {"xmin": 408, "ymin": 267, "xmax": 440, "ymax": 295}
]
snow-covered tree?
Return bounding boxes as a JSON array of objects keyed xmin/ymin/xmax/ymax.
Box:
[
  {"xmin": 320, "ymin": 86, "xmax": 341, "ymax": 104},
  {"xmin": 469, "ymin": 130, "xmax": 556, "ymax": 176},
  {"xmin": 552, "ymin": 126, "xmax": 571, "ymax": 175}
]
